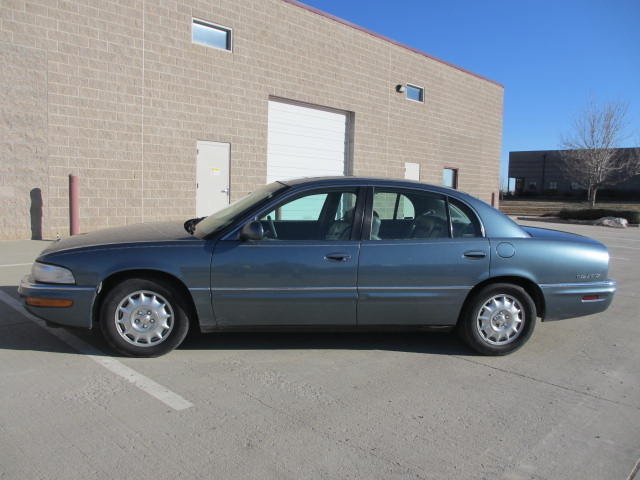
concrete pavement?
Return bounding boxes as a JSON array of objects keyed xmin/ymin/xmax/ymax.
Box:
[{"xmin": 0, "ymin": 223, "xmax": 638, "ymax": 479}]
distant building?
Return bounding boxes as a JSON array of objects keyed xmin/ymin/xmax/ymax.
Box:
[{"xmin": 508, "ymin": 148, "xmax": 640, "ymax": 199}]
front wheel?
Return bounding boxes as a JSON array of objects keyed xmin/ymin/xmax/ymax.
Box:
[
  {"xmin": 99, "ymin": 278, "xmax": 190, "ymax": 357},
  {"xmin": 458, "ymin": 283, "xmax": 536, "ymax": 355}
]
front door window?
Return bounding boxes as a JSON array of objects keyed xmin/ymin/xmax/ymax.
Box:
[{"xmin": 258, "ymin": 189, "xmax": 358, "ymax": 241}]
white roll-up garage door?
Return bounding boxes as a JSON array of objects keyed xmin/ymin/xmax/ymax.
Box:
[{"xmin": 267, "ymin": 99, "xmax": 348, "ymax": 183}]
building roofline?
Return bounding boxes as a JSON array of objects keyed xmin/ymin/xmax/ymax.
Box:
[{"xmin": 282, "ymin": 0, "xmax": 504, "ymax": 89}]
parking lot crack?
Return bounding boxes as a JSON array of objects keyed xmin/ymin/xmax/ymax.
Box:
[{"xmin": 455, "ymin": 356, "xmax": 640, "ymax": 411}]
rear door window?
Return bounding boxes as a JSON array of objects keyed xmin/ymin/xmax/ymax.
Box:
[
  {"xmin": 448, "ymin": 198, "xmax": 483, "ymax": 238},
  {"xmin": 370, "ymin": 188, "xmax": 448, "ymax": 240}
]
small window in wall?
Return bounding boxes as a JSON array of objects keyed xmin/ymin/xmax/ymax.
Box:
[
  {"xmin": 548, "ymin": 181, "xmax": 558, "ymax": 190},
  {"xmin": 192, "ymin": 19, "xmax": 232, "ymax": 51},
  {"xmin": 443, "ymin": 168, "xmax": 458, "ymax": 189},
  {"xmin": 406, "ymin": 84, "xmax": 424, "ymax": 103}
]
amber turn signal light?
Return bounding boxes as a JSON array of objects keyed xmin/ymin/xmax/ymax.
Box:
[{"xmin": 26, "ymin": 297, "xmax": 73, "ymax": 308}]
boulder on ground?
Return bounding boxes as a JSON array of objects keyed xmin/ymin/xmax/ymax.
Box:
[{"xmin": 593, "ymin": 217, "xmax": 628, "ymax": 228}]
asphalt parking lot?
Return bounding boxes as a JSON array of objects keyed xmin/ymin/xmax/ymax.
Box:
[{"xmin": 1, "ymin": 221, "xmax": 638, "ymax": 480}]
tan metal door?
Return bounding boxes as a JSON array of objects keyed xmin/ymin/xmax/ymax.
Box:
[{"xmin": 196, "ymin": 141, "xmax": 230, "ymax": 217}]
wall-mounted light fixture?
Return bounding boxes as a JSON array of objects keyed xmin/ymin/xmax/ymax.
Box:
[{"xmin": 395, "ymin": 84, "xmax": 406, "ymax": 93}]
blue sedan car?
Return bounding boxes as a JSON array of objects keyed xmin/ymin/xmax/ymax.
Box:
[{"xmin": 19, "ymin": 177, "xmax": 616, "ymax": 357}]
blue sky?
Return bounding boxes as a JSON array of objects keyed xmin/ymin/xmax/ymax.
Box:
[{"xmin": 298, "ymin": 0, "xmax": 640, "ymax": 187}]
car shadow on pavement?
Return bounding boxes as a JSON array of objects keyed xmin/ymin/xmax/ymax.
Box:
[
  {"xmin": 0, "ymin": 284, "xmax": 111, "ymax": 356},
  {"xmin": 0, "ymin": 284, "xmax": 471, "ymax": 357},
  {"xmin": 179, "ymin": 329, "xmax": 470, "ymax": 356}
]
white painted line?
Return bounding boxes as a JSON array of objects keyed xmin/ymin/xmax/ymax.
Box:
[
  {"xmin": 0, "ymin": 263, "xmax": 32, "ymax": 268},
  {"xmin": 627, "ymin": 456, "xmax": 640, "ymax": 480},
  {"xmin": 0, "ymin": 290, "xmax": 193, "ymax": 411}
]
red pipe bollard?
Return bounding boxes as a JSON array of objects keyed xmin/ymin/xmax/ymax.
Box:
[{"xmin": 69, "ymin": 174, "xmax": 79, "ymax": 236}]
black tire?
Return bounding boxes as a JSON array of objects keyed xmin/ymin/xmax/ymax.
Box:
[
  {"xmin": 458, "ymin": 283, "xmax": 536, "ymax": 355},
  {"xmin": 99, "ymin": 278, "xmax": 190, "ymax": 357}
]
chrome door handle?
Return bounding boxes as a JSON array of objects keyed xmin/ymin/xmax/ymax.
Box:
[
  {"xmin": 463, "ymin": 250, "xmax": 486, "ymax": 259},
  {"xmin": 324, "ymin": 252, "xmax": 352, "ymax": 262},
  {"xmin": 221, "ymin": 187, "xmax": 229, "ymax": 195}
]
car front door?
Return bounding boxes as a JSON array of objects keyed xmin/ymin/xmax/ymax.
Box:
[
  {"xmin": 210, "ymin": 187, "xmax": 363, "ymax": 327},
  {"xmin": 357, "ymin": 187, "xmax": 490, "ymax": 326}
]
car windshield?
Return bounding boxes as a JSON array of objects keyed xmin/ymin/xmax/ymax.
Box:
[{"xmin": 193, "ymin": 182, "xmax": 288, "ymax": 238}]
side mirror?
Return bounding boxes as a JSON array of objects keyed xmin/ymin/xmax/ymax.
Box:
[{"xmin": 239, "ymin": 220, "xmax": 264, "ymax": 241}]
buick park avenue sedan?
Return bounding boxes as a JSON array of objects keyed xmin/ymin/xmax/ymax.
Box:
[{"xmin": 19, "ymin": 177, "xmax": 616, "ymax": 357}]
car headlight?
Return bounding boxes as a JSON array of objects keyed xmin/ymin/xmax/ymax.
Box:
[{"xmin": 31, "ymin": 262, "xmax": 76, "ymax": 284}]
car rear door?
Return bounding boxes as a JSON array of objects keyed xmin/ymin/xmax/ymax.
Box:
[{"xmin": 357, "ymin": 187, "xmax": 490, "ymax": 326}]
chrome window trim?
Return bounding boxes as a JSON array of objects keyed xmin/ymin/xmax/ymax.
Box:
[
  {"xmin": 220, "ymin": 181, "xmax": 487, "ymax": 241},
  {"xmin": 368, "ymin": 185, "xmax": 486, "ymax": 239}
]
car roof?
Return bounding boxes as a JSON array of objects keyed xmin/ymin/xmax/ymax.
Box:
[{"xmin": 281, "ymin": 176, "xmax": 456, "ymax": 194}]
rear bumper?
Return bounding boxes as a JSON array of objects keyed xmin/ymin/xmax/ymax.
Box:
[
  {"xmin": 540, "ymin": 280, "xmax": 616, "ymax": 321},
  {"xmin": 18, "ymin": 276, "xmax": 96, "ymax": 329}
]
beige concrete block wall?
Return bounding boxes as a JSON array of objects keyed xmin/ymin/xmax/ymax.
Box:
[
  {"xmin": 0, "ymin": 0, "xmax": 503, "ymax": 240},
  {"xmin": 0, "ymin": 43, "xmax": 48, "ymax": 240}
]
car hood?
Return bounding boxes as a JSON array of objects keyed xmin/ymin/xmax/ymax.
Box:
[
  {"xmin": 522, "ymin": 226, "xmax": 603, "ymax": 246},
  {"xmin": 41, "ymin": 221, "xmax": 196, "ymax": 255}
]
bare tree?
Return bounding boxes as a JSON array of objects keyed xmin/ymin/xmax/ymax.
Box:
[{"xmin": 560, "ymin": 99, "xmax": 639, "ymax": 206}]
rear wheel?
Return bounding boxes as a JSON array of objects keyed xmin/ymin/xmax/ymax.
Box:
[
  {"xmin": 100, "ymin": 278, "xmax": 190, "ymax": 357},
  {"xmin": 459, "ymin": 283, "xmax": 536, "ymax": 355}
]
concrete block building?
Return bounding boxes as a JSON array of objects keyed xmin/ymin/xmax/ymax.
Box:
[{"xmin": 1, "ymin": 0, "xmax": 504, "ymax": 240}]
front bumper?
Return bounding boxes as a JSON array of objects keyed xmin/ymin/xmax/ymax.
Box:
[
  {"xmin": 18, "ymin": 276, "xmax": 97, "ymax": 329},
  {"xmin": 540, "ymin": 280, "xmax": 616, "ymax": 321}
]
